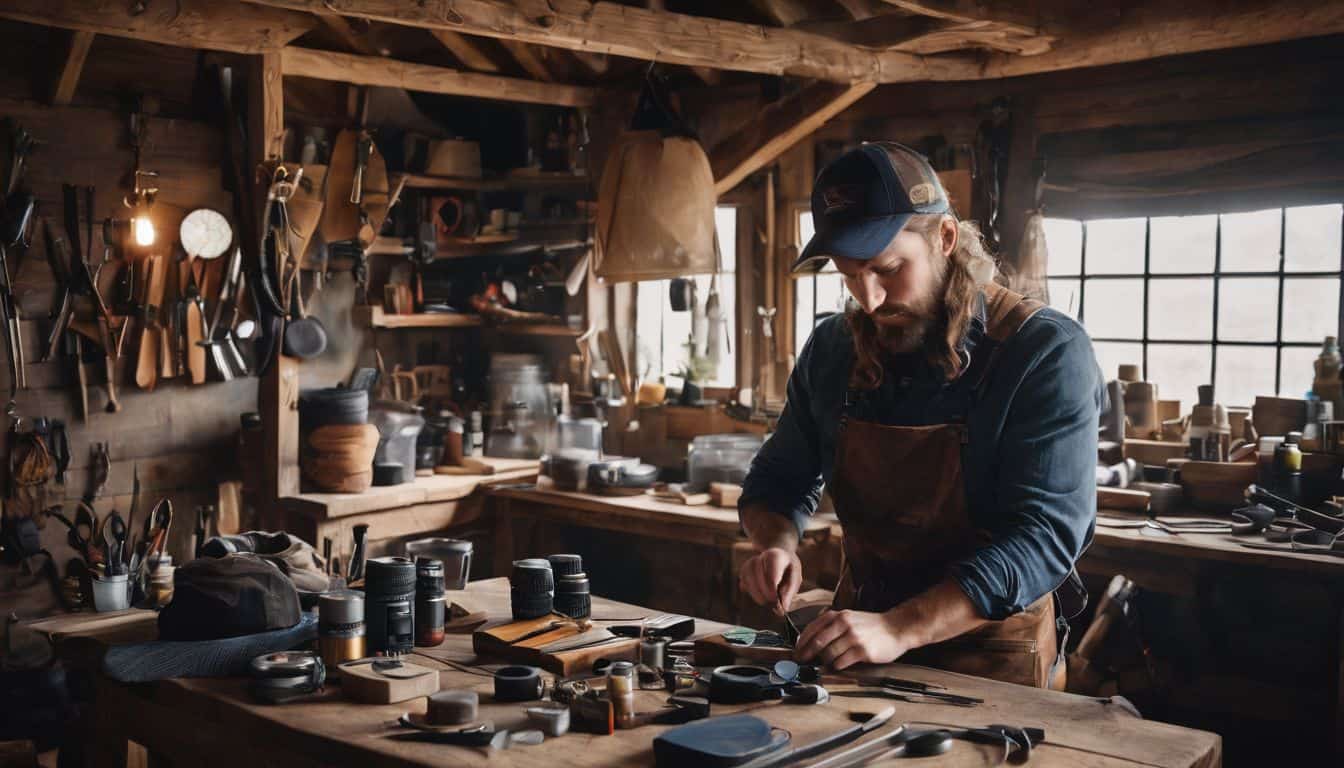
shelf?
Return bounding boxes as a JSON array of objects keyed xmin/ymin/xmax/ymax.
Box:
[
  {"xmin": 434, "ymin": 237, "xmax": 591, "ymax": 260},
  {"xmin": 356, "ymin": 305, "xmax": 482, "ymax": 329},
  {"xmin": 400, "ymin": 171, "xmax": 590, "ymax": 192},
  {"xmin": 357, "ymin": 306, "xmax": 583, "ymax": 338}
]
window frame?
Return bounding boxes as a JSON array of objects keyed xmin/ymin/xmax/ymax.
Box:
[{"xmin": 1046, "ymin": 206, "xmax": 1344, "ymax": 398}]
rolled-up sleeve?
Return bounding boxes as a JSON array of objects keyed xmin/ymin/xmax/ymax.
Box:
[
  {"xmin": 952, "ymin": 327, "xmax": 1100, "ymax": 620},
  {"xmin": 739, "ymin": 335, "xmax": 826, "ymax": 539}
]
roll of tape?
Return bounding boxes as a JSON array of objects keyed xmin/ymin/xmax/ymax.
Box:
[
  {"xmin": 494, "ymin": 665, "xmax": 544, "ymax": 702},
  {"xmin": 525, "ymin": 704, "xmax": 571, "ymax": 737},
  {"xmin": 427, "ymin": 689, "xmax": 479, "ymax": 725},
  {"xmin": 546, "ymin": 553, "xmax": 583, "ymax": 577}
]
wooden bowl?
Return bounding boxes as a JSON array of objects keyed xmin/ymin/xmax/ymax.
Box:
[{"xmin": 1179, "ymin": 460, "xmax": 1257, "ymax": 511}]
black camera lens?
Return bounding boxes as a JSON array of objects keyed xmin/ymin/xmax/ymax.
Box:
[{"xmin": 365, "ymin": 557, "xmax": 416, "ymax": 655}]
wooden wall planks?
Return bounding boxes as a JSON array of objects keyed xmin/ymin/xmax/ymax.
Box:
[{"xmin": 0, "ymin": 92, "xmax": 257, "ymax": 579}]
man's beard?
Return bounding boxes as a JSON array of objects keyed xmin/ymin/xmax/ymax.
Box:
[{"xmin": 874, "ymin": 313, "xmax": 936, "ymax": 355}]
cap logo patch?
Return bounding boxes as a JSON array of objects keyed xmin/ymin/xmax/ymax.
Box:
[
  {"xmin": 908, "ymin": 183, "xmax": 937, "ymax": 206},
  {"xmin": 822, "ymin": 185, "xmax": 861, "ymax": 215}
]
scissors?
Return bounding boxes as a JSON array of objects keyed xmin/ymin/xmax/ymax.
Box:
[{"xmin": 49, "ymin": 501, "xmax": 101, "ymax": 566}]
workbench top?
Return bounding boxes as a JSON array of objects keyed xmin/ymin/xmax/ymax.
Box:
[
  {"xmin": 1092, "ymin": 508, "xmax": 1344, "ymax": 578},
  {"xmin": 276, "ymin": 458, "xmax": 538, "ymax": 519},
  {"xmin": 44, "ymin": 578, "xmax": 1220, "ymax": 768},
  {"xmin": 490, "ymin": 485, "xmax": 837, "ymax": 538}
]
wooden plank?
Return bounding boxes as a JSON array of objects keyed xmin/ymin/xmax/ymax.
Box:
[
  {"xmin": 429, "ymin": 29, "xmax": 503, "ymax": 72},
  {"xmin": 711, "ymin": 81, "xmax": 875, "ymax": 196},
  {"xmin": 316, "ymin": 13, "xmax": 381, "ymax": 57},
  {"xmin": 497, "ymin": 38, "xmax": 554, "ymax": 81},
  {"xmin": 279, "ymin": 47, "xmax": 598, "ymax": 107},
  {"xmin": 243, "ymin": 0, "xmax": 974, "ymax": 83},
  {"xmin": 52, "ymin": 29, "xmax": 94, "ymax": 105},
  {"xmin": 964, "ymin": 0, "xmax": 1344, "ymax": 80},
  {"xmin": 881, "ymin": 0, "xmax": 1049, "ymax": 36},
  {"xmin": 0, "ymin": 0, "xmax": 314, "ymax": 54},
  {"xmin": 279, "ymin": 459, "xmax": 536, "ymax": 519}
]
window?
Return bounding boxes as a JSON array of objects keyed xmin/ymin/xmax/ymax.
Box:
[
  {"xmin": 635, "ymin": 206, "xmax": 738, "ymax": 387},
  {"xmin": 793, "ymin": 210, "xmax": 850, "ymax": 359},
  {"xmin": 1044, "ymin": 205, "xmax": 1344, "ymax": 409}
]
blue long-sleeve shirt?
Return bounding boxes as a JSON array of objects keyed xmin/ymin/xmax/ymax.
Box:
[{"xmin": 740, "ymin": 296, "xmax": 1101, "ymax": 620}]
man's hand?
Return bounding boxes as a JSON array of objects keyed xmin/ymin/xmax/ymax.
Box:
[
  {"xmin": 738, "ymin": 548, "xmax": 802, "ymax": 614},
  {"xmin": 795, "ymin": 609, "xmax": 910, "ymax": 670}
]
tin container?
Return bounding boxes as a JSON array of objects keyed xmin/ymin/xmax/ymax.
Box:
[{"xmin": 319, "ymin": 590, "xmax": 366, "ymax": 666}]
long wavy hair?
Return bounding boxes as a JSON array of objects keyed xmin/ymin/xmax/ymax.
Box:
[{"xmin": 847, "ymin": 215, "xmax": 998, "ymax": 389}]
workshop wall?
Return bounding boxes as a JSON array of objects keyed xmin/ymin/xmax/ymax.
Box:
[{"xmin": 0, "ymin": 24, "xmax": 255, "ymax": 616}]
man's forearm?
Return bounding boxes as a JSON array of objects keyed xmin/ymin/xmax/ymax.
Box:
[
  {"xmin": 740, "ymin": 501, "xmax": 801, "ymax": 553},
  {"xmin": 887, "ymin": 578, "xmax": 989, "ymax": 651}
]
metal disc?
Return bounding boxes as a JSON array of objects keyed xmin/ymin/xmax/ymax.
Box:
[{"xmin": 179, "ymin": 208, "xmax": 233, "ymax": 259}]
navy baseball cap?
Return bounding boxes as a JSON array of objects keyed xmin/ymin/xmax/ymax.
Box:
[{"xmin": 793, "ymin": 142, "xmax": 951, "ymax": 273}]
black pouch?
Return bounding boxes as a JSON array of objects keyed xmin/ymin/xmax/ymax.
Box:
[{"xmin": 653, "ymin": 714, "xmax": 789, "ymax": 768}]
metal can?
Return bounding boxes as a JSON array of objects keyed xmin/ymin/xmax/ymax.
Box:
[
  {"xmin": 318, "ymin": 590, "xmax": 366, "ymax": 665},
  {"xmin": 607, "ymin": 661, "xmax": 636, "ymax": 728},
  {"xmin": 415, "ymin": 557, "xmax": 447, "ymax": 647}
]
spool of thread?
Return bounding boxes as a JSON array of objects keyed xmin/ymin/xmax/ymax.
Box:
[
  {"xmin": 365, "ymin": 557, "xmax": 416, "ymax": 655},
  {"xmin": 415, "ymin": 558, "xmax": 446, "ymax": 647},
  {"xmin": 494, "ymin": 665, "xmax": 544, "ymax": 702},
  {"xmin": 607, "ymin": 661, "xmax": 636, "ymax": 728},
  {"xmin": 554, "ymin": 573, "xmax": 591, "ymax": 619},
  {"xmin": 427, "ymin": 689, "xmax": 479, "ymax": 725},
  {"xmin": 319, "ymin": 590, "xmax": 366, "ymax": 666},
  {"xmin": 511, "ymin": 558, "xmax": 555, "ymax": 620},
  {"xmin": 547, "ymin": 553, "xmax": 583, "ymax": 577}
]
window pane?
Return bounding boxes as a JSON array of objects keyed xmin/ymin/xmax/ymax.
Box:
[
  {"xmin": 1092, "ymin": 342, "xmax": 1142, "ymax": 385},
  {"xmin": 716, "ymin": 207, "xmax": 737, "ymax": 272},
  {"xmin": 1217, "ymin": 277, "xmax": 1279, "ymax": 342},
  {"xmin": 1148, "ymin": 278, "xmax": 1213, "ymax": 340},
  {"xmin": 636, "ymin": 280, "xmax": 667, "ymax": 379},
  {"xmin": 1150, "ymin": 215, "xmax": 1216, "ymax": 274},
  {"xmin": 1044, "ymin": 218, "xmax": 1082, "ymax": 275},
  {"xmin": 1285, "ymin": 204, "xmax": 1342, "ymax": 273},
  {"xmin": 1281, "ymin": 277, "xmax": 1339, "ymax": 343},
  {"xmin": 1083, "ymin": 218, "xmax": 1146, "ymax": 275},
  {"xmin": 1083, "ymin": 279, "xmax": 1143, "ymax": 339},
  {"xmin": 798, "ymin": 210, "xmax": 815, "ymax": 247},
  {"xmin": 1148, "ymin": 344, "xmax": 1212, "ymax": 411},
  {"xmin": 1215, "ymin": 346, "xmax": 1277, "ymax": 409},
  {"xmin": 815, "ymin": 273, "xmax": 847, "ymax": 319},
  {"xmin": 1280, "ymin": 346, "xmax": 1318, "ymax": 399},
  {"xmin": 1048, "ymin": 278, "xmax": 1081, "ymax": 319},
  {"xmin": 1220, "ymin": 208, "xmax": 1281, "ymax": 272},
  {"xmin": 705, "ymin": 274, "xmax": 736, "ymax": 386},
  {"xmin": 795, "ymin": 276, "xmax": 815, "ymax": 360}
]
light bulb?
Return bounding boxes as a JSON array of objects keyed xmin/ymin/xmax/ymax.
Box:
[{"xmin": 133, "ymin": 216, "xmax": 155, "ymax": 247}]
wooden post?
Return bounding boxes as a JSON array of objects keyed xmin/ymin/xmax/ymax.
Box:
[
  {"xmin": 52, "ymin": 30, "xmax": 94, "ymax": 106},
  {"xmin": 249, "ymin": 52, "xmax": 300, "ymax": 506}
]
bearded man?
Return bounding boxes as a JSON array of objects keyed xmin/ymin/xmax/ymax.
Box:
[{"xmin": 738, "ymin": 142, "xmax": 1101, "ymax": 688}]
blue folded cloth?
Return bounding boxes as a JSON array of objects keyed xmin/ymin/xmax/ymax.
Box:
[{"xmin": 102, "ymin": 612, "xmax": 317, "ymax": 683}]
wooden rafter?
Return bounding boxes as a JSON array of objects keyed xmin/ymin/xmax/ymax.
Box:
[
  {"xmin": 241, "ymin": 0, "xmax": 971, "ymax": 83},
  {"xmin": 317, "ymin": 13, "xmax": 382, "ymax": 57},
  {"xmin": 0, "ymin": 0, "xmax": 314, "ymax": 54},
  {"xmin": 279, "ymin": 47, "xmax": 598, "ymax": 107},
  {"xmin": 747, "ymin": 0, "xmax": 816, "ymax": 27},
  {"xmin": 710, "ymin": 81, "xmax": 875, "ymax": 195},
  {"xmin": 430, "ymin": 29, "xmax": 503, "ymax": 72},
  {"xmin": 569, "ymin": 51, "xmax": 610, "ymax": 76},
  {"xmin": 498, "ymin": 38, "xmax": 554, "ymax": 81},
  {"xmin": 52, "ymin": 29, "xmax": 94, "ymax": 106},
  {"xmin": 965, "ymin": 0, "xmax": 1344, "ymax": 80},
  {"xmin": 881, "ymin": 1, "xmax": 1047, "ymax": 36}
]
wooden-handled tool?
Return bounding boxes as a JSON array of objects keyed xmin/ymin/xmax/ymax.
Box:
[{"xmin": 136, "ymin": 254, "xmax": 167, "ymax": 390}]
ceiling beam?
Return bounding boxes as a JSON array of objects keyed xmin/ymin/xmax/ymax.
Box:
[
  {"xmin": 569, "ymin": 50, "xmax": 611, "ymax": 76},
  {"xmin": 430, "ymin": 29, "xmax": 504, "ymax": 72},
  {"xmin": 241, "ymin": 0, "xmax": 972, "ymax": 83},
  {"xmin": 52, "ymin": 29, "xmax": 94, "ymax": 106},
  {"xmin": 881, "ymin": 1, "xmax": 1047, "ymax": 36},
  {"xmin": 317, "ymin": 13, "xmax": 383, "ymax": 57},
  {"xmin": 711, "ymin": 81, "xmax": 875, "ymax": 196},
  {"xmin": 498, "ymin": 38, "xmax": 555, "ymax": 81},
  {"xmin": 962, "ymin": 0, "xmax": 1344, "ymax": 80},
  {"xmin": 0, "ymin": 0, "xmax": 314, "ymax": 53},
  {"xmin": 279, "ymin": 47, "xmax": 598, "ymax": 108},
  {"xmin": 747, "ymin": 0, "xmax": 816, "ymax": 27}
]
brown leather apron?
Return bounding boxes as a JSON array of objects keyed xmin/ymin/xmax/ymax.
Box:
[{"xmin": 830, "ymin": 283, "xmax": 1062, "ymax": 688}]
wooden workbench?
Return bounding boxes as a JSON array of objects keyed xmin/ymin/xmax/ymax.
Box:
[
  {"xmin": 1085, "ymin": 508, "xmax": 1344, "ymax": 761},
  {"xmin": 39, "ymin": 578, "xmax": 1220, "ymax": 768},
  {"xmin": 488, "ymin": 486, "xmax": 841, "ymax": 624},
  {"xmin": 268, "ymin": 458, "xmax": 538, "ymax": 565}
]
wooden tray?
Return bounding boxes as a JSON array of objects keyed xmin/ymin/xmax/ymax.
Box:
[{"xmin": 472, "ymin": 616, "xmax": 639, "ymax": 676}]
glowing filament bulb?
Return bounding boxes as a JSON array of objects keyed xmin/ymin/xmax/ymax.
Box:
[{"xmin": 132, "ymin": 216, "xmax": 155, "ymax": 247}]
